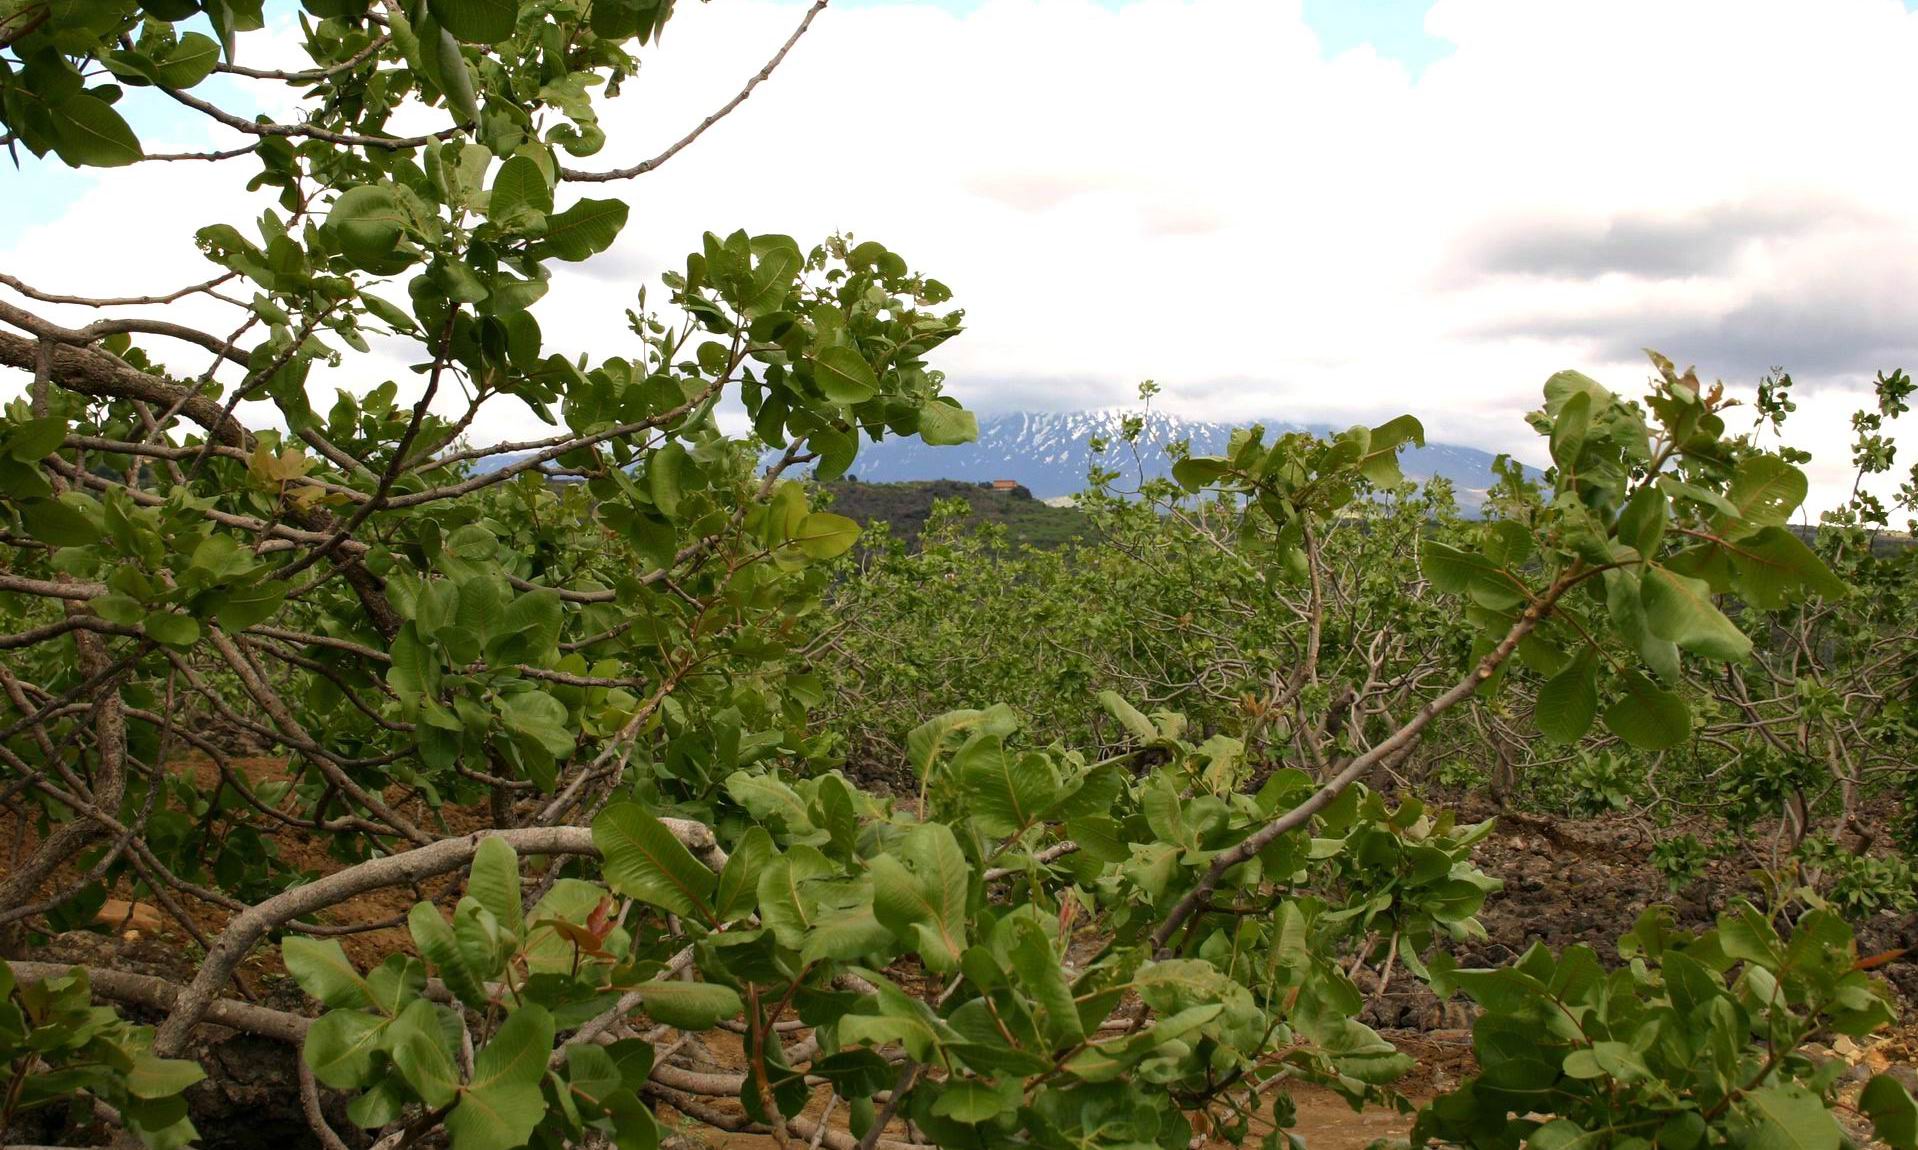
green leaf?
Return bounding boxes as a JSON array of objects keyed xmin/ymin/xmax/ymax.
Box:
[
  {"xmin": 366, "ymin": 954, "xmax": 427, "ymax": 1014},
  {"xmin": 1605, "ymin": 568, "xmax": 1681, "ymax": 684},
  {"xmin": 1724, "ymin": 456, "xmax": 1807, "ymax": 530},
  {"xmin": 466, "ymin": 836, "xmax": 524, "ymax": 937},
  {"xmin": 1550, "ymin": 389, "xmax": 1592, "ymax": 472},
  {"xmin": 1421, "ymin": 540, "xmax": 1513, "ymax": 600},
  {"xmin": 200, "ymin": 0, "xmax": 263, "ymax": 61},
  {"xmin": 959, "ymin": 738, "xmax": 1060, "ymax": 837},
  {"xmin": 715, "ymin": 827, "xmax": 773, "ymax": 923},
  {"xmin": 472, "ymin": 1003, "xmax": 556, "ymax": 1090},
  {"xmin": 869, "ymin": 823, "xmax": 969, "ymax": 972},
  {"xmin": 523, "ymin": 880, "xmax": 610, "ymax": 973},
  {"xmin": 604, "ymin": 1092, "xmax": 660, "ymax": 1150},
  {"xmin": 791, "ymin": 512, "xmax": 859, "ymax": 560},
  {"xmin": 930, "ymin": 1078, "xmax": 1020, "ymax": 1123},
  {"xmin": 424, "ymin": 24, "xmax": 480, "ymax": 127},
  {"xmin": 444, "ymin": 1008, "xmax": 555, "ymax": 1150},
  {"xmin": 428, "ymin": 0, "xmax": 517, "ymax": 43},
  {"xmin": 540, "ymin": 199, "xmax": 629, "ymax": 261},
  {"xmin": 838, "ymin": 970, "xmax": 957, "ymax": 1063},
  {"xmin": 918, "ymin": 402, "xmax": 978, "ymax": 446},
  {"xmin": 1719, "ymin": 902, "xmax": 1786, "ymax": 968},
  {"xmin": 216, "ymin": 580, "xmax": 288, "ymax": 631},
  {"xmin": 756, "ymin": 845, "xmax": 835, "ymax": 948},
  {"xmin": 593, "ymin": 802, "xmax": 716, "ymax": 922},
  {"xmin": 1007, "ymin": 920, "xmax": 1082, "ymax": 1047},
  {"xmin": 49, "ymin": 93, "xmax": 143, "ymax": 168},
  {"xmin": 564, "ymin": 1043, "xmax": 623, "ymax": 1110},
  {"xmin": 1064, "ymin": 815, "xmax": 1126, "ymax": 863},
  {"xmin": 283, "ymin": 937, "xmax": 373, "ymax": 1010},
  {"xmin": 742, "ymin": 236, "xmax": 802, "ymax": 316},
  {"xmin": 1727, "ymin": 527, "xmax": 1849, "ymax": 608},
  {"xmin": 1544, "ymin": 369, "xmax": 1611, "ymax": 414},
  {"xmin": 125, "ymin": 1054, "xmax": 207, "ymax": 1100},
  {"xmin": 111, "ymin": 31, "xmax": 223, "ymax": 89},
  {"xmin": 1561, "ymin": 1040, "xmax": 1649, "ymax": 1082},
  {"xmin": 154, "ymin": 31, "xmax": 221, "ymax": 87},
  {"xmin": 345, "ymin": 1071, "xmax": 409, "ymax": 1130},
  {"xmin": 408, "ymin": 902, "xmax": 490, "ymax": 1007},
  {"xmin": 499, "ymin": 689, "xmax": 573, "ymax": 761},
  {"xmin": 22, "ymin": 497, "xmax": 99, "ymax": 545},
  {"xmin": 1171, "ymin": 456, "xmax": 1231, "ymax": 492},
  {"xmin": 812, "ymin": 1050, "xmax": 894, "ymax": 1100},
  {"xmin": 1862, "ymin": 1075, "xmax": 1918, "ymax": 1150},
  {"xmin": 1530, "ymin": 1119, "xmax": 1604, "ymax": 1150},
  {"xmin": 304, "ymin": 1009, "xmax": 390, "ymax": 1089},
  {"xmin": 448, "ymin": 902, "xmax": 504, "ymax": 992},
  {"xmin": 1642, "ymin": 565, "xmax": 1750, "ymax": 661},
  {"xmin": 490, "ymin": 587, "xmax": 563, "ymax": 663},
  {"xmin": 1603, "ymin": 670, "xmax": 1690, "ymax": 750},
  {"xmin": 143, "ymin": 611, "xmax": 202, "ymax": 649},
  {"xmin": 389, "ymin": 999, "xmax": 461, "ymax": 1108},
  {"xmin": 361, "ymin": 293, "xmax": 419, "ymax": 333},
  {"xmin": 726, "ymin": 771, "xmax": 816, "ymax": 837},
  {"xmin": 812, "ymin": 347, "xmax": 879, "ymax": 404},
  {"xmin": 1616, "ymin": 485, "xmax": 1667, "ymax": 557},
  {"xmin": 800, "ymin": 899, "xmax": 893, "ymax": 964},
  {"xmin": 1096, "ymin": 690, "xmax": 1158, "ymax": 743},
  {"xmin": 648, "ymin": 440, "xmax": 690, "ymax": 518},
  {"xmin": 1534, "ymin": 650, "xmax": 1597, "ymax": 744},
  {"xmin": 906, "ymin": 705, "xmax": 1019, "ymax": 780},
  {"xmin": 8, "ymin": 417, "xmax": 66, "ymax": 461},
  {"xmin": 1659, "ymin": 475, "xmax": 1742, "ymax": 519},
  {"xmin": 1742, "ymin": 1084, "xmax": 1842, "ymax": 1150},
  {"xmin": 445, "ymin": 1081, "xmax": 546, "ymax": 1150},
  {"xmin": 1359, "ymin": 414, "xmax": 1424, "ymax": 486},
  {"xmin": 325, "ymin": 185, "xmax": 416, "ymax": 274},
  {"xmin": 488, "ymin": 155, "xmax": 552, "ymax": 224},
  {"xmin": 627, "ymin": 980, "xmax": 743, "ymax": 1029}
]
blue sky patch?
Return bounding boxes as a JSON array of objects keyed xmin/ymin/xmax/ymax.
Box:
[
  {"xmin": 802, "ymin": 0, "xmax": 1452, "ymax": 75},
  {"xmin": 1301, "ymin": 0, "xmax": 1449, "ymax": 76}
]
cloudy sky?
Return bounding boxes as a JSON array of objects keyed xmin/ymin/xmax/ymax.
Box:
[{"xmin": 7, "ymin": 0, "xmax": 1918, "ymax": 510}]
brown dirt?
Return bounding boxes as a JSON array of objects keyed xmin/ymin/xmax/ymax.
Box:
[
  {"xmin": 11, "ymin": 753, "xmax": 505, "ymax": 979},
  {"xmin": 8, "ymin": 755, "xmax": 506, "ymax": 1149},
  {"xmin": 1355, "ymin": 801, "xmax": 1918, "ymax": 1033}
]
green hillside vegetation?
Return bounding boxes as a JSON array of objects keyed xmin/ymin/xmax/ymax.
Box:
[{"xmin": 822, "ymin": 478, "xmax": 1090, "ymax": 548}]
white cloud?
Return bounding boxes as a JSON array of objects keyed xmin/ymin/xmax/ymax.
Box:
[{"xmin": 7, "ymin": 0, "xmax": 1918, "ymax": 511}]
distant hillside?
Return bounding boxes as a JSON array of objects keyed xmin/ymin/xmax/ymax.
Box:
[
  {"xmin": 784, "ymin": 410, "xmax": 1523, "ymax": 504},
  {"xmin": 823, "ymin": 479, "xmax": 1088, "ymax": 549}
]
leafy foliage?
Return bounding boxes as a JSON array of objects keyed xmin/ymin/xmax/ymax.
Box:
[
  {"xmin": 0, "ymin": 0, "xmax": 1910, "ymax": 1148},
  {"xmin": 1, "ymin": 962, "xmax": 205, "ymax": 1148},
  {"xmin": 1416, "ymin": 904, "xmax": 1915, "ymax": 1150}
]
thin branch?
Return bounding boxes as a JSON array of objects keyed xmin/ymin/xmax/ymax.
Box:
[
  {"xmin": 0, "ymin": 270, "xmax": 239, "ymax": 309},
  {"xmin": 560, "ymin": 0, "xmax": 829, "ymax": 183},
  {"xmin": 149, "ymin": 821, "xmax": 721, "ymax": 1056},
  {"xmin": 1147, "ymin": 566, "xmax": 1582, "ymax": 956},
  {"xmin": 216, "ymin": 34, "xmax": 390, "ymax": 81}
]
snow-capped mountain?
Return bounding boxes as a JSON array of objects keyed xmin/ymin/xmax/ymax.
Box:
[{"xmin": 802, "ymin": 410, "xmax": 1519, "ymax": 503}]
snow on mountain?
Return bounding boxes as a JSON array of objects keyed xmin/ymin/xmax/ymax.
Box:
[{"xmin": 796, "ymin": 409, "xmax": 1518, "ymax": 504}]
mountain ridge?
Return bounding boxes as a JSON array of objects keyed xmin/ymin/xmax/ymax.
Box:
[{"xmin": 791, "ymin": 409, "xmax": 1520, "ymax": 503}]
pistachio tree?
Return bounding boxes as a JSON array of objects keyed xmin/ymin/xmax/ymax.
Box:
[{"xmin": 1, "ymin": 0, "xmax": 1914, "ymax": 1148}]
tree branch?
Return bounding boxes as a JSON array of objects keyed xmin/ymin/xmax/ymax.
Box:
[{"xmin": 559, "ymin": 0, "xmax": 829, "ymax": 183}]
